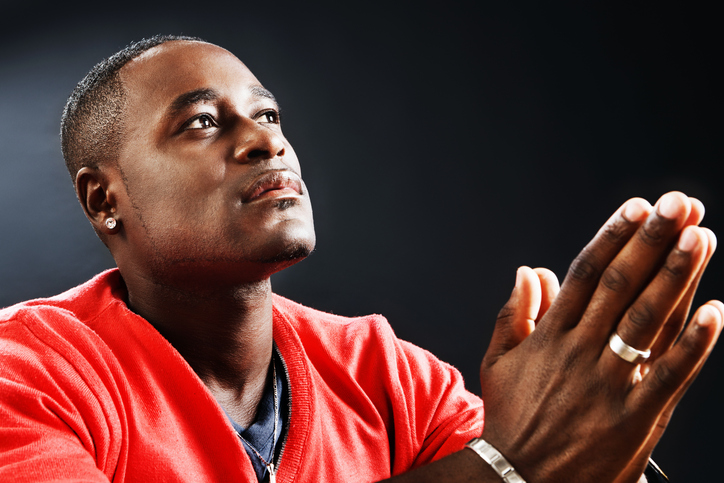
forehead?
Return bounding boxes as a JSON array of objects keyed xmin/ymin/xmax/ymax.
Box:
[{"xmin": 119, "ymin": 41, "xmax": 261, "ymax": 115}]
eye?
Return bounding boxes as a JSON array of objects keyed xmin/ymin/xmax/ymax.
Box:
[
  {"xmin": 185, "ymin": 114, "xmax": 217, "ymax": 130},
  {"xmin": 257, "ymin": 110, "xmax": 280, "ymax": 124}
]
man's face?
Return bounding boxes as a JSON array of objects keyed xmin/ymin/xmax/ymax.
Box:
[{"xmin": 111, "ymin": 41, "xmax": 315, "ymax": 285}]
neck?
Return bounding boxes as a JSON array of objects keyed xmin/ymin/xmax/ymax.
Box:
[{"xmin": 121, "ymin": 270, "xmax": 275, "ymax": 427}]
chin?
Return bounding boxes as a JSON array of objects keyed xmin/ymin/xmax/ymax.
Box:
[
  {"xmin": 258, "ymin": 240, "xmax": 314, "ymax": 264},
  {"xmin": 252, "ymin": 219, "xmax": 316, "ymax": 264},
  {"xmin": 255, "ymin": 217, "xmax": 316, "ymax": 265}
]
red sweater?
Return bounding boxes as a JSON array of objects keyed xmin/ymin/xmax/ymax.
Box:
[{"xmin": 0, "ymin": 270, "xmax": 484, "ymax": 482}]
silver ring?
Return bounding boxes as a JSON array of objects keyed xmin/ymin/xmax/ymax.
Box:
[{"xmin": 608, "ymin": 333, "xmax": 651, "ymax": 364}]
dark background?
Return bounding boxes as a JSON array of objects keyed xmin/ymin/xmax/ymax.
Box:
[{"xmin": 1, "ymin": 1, "xmax": 721, "ymax": 479}]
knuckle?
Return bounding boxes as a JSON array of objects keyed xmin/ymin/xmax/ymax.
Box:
[
  {"xmin": 567, "ymin": 251, "xmax": 599, "ymax": 284},
  {"xmin": 655, "ymin": 415, "xmax": 672, "ymax": 433},
  {"xmin": 600, "ymin": 218, "xmax": 631, "ymax": 245},
  {"xmin": 496, "ymin": 301, "xmax": 515, "ymax": 322},
  {"xmin": 627, "ymin": 301, "xmax": 657, "ymax": 331},
  {"xmin": 660, "ymin": 253, "xmax": 690, "ymax": 282},
  {"xmin": 651, "ymin": 362, "xmax": 679, "ymax": 393},
  {"xmin": 637, "ymin": 221, "xmax": 667, "ymax": 247},
  {"xmin": 561, "ymin": 346, "xmax": 580, "ymax": 373},
  {"xmin": 676, "ymin": 326, "xmax": 704, "ymax": 357},
  {"xmin": 531, "ymin": 324, "xmax": 552, "ymax": 346},
  {"xmin": 584, "ymin": 368, "xmax": 613, "ymax": 400},
  {"xmin": 560, "ymin": 333, "xmax": 586, "ymax": 372},
  {"xmin": 600, "ymin": 265, "xmax": 630, "ymax": 293}
]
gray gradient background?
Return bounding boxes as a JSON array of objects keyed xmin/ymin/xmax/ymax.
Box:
[{"xmin": 1, "ymin": 1, "xmax": 721, "ymax": 479}]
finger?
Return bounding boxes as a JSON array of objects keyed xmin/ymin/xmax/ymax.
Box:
[
  {"xmin": 687, "ymin": 197, "xmax": 705, "ymax": 226},
  {"xmin": 628, "ymin": 300, "xmax": 723, "ymax": 416},
  {"xmin": 649, "ymin": 228, "xmax": 717, "ymax": 359},
  {"xmin": 617, "ymin": 297, "xmax": 722, "ymax": 469},
  {"xmin": 613, "ymin": 302, "xmax": 722, "ymax": 481},
  {"xmin": 483, "ymin": 266, "xmax": 541, "ymax": 366},
  {"xmin": 613, "ymin": 454, "xmax": 652, "ymax": 483},
  {"xmin": 532, "ymin": 267, "xmax": 560, "ymax": 322},
  {"xmin": 541, "ymin": 197, "xmax": 652, "ymax": 333},
  {"xmin": 603, "ymin": 225, "xmax": 709, "ymax": 373},
  {"xmin": 578, "ymin": 192, "xmax": 692, "ymax": 339},
  {"xmin": 639, "ymin": 301, "xmax": 720, "ymax": 450},
  {"xmin": 635, "ymin": 200, "xmax": 710, "ymax": 361}
]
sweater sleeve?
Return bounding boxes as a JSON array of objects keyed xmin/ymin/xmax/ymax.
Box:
[
  {"xmin": 290, "ymin": 305, "xmax": 484, "ymax": 476},
  {"xmin": 0, "ymin": 308, "xmax": 121, "ymax": 482},
  {"xmin": 392, "ymin": 338, "xmax": 484, "ymax": 470}
]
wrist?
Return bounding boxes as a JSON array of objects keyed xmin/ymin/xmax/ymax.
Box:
[{"xmin": 465, "ymin": 438, "xmax": 526, "ymax": 483}]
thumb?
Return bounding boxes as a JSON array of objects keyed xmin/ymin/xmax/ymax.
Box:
[
  {"xmin": 483, "ymin": 266, "xmax": 541, "ymax": 366},
  {"xmin": 532, "ymin": 267, "xmax": 561, "ymax": 321}
]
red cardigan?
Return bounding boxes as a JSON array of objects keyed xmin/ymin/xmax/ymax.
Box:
[{"xmin": 0, "ymin": 270, "xmax": 484, "ymax": 482}]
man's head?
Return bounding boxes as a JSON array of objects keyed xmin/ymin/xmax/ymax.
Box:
[
  {"xmin": 60, "ymin": 35, "xmax": 200, "ymax": 180},
  {"xmin": 64, "ymin": 36, "xmax": 315, "ymax": 289}
]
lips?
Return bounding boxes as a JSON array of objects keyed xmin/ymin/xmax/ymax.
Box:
[{"xmin": 241, "ymin": 170, "xmax": 303, "ymax": 203}]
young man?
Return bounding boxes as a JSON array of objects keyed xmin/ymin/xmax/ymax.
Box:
[{"xmin": 0, "ymin": 35, "xmax": 720, "ymax": 482}]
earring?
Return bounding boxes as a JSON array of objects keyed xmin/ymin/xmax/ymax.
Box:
[{"xmin": 105, "ymin": 218, "xmax": 117, "ymax": 230}]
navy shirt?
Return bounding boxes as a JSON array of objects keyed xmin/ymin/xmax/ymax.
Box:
[{"xmin": 224, "ymin": 350, "xmax": 288, "ymax": 482}]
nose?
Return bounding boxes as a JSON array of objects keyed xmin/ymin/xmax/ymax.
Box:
[{"xmin": 232, "ymin": 118, "xmax": 286, "ymax": 163}]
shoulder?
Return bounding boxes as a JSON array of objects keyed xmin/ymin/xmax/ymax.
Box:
[
  {"xmin": 0, "ymin": 269, "xmax": 124, "ymax": 379},
  {"xmin": 271, "ymin": 293, "xmax": 472, "ymax": 389},
  {"xmin": 1, "ymin": 269, "xmax": 122, "ymax": 325},
  {"xmin": 272, "ymin": 293, "xmax": 398, "ymax": 351}
]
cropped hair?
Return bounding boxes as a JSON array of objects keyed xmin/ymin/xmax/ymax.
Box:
[{"xmin": 60, "ymin": 34, "xmax": 203, "ymax": 184}]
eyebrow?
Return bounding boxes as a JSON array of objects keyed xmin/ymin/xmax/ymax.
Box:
[
  {"xmin": 250, "ymin": 85, "xmax": 278, "ymax": 106},
  {"xmin": 165, "ymin": 86, "xmax": 280, "ymax": 120},
  {"xmin": 166, "ymin": 88, "xmax": 220, "ymax": 119},
  {"xmin": 250, "ymin": 86, "xmax": 282, "ymax": 116}
]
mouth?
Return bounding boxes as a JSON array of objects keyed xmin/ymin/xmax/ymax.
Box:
[{"xmin": 241, "ymin": 170, "xmax": 303, "ymax": 203}]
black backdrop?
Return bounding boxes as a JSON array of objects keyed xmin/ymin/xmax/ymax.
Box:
[{"xmin": 1, "ymin": 1, "xmax": 721, "ymax": 479}]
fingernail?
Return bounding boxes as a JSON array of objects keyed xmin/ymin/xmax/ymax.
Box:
[
  {"xmin": 515, "ymin": 267, "xmax": 523, "ymax": 288},
  {"xmin": 706, "ymin": 229, "xmax": 717, "ymax": 252},
  {"xmin": 623, "ymin": 199, "xmax": 649, "ymax": 222},
  {"xmin": 677, "ymin": 226, "xmax": 699, "ymax": 252},
  {"xmin": 690, "ymin": 197, "xmax": 705, "ymax": 222},
  {"xmin": 696, "ymin": 304, "xmax": 720, "ymax": 328},
  {"xmin": 657, "ymin": 193, "xmax": 684, "ymax": 219}
]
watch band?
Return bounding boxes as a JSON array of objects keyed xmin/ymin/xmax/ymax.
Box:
[
  {"xmin": 467, "ymin": 438, "xmax": 667, "ymax": 482},
  {"xmin": 466, "ymin": 438, "xmax": 527, "ymax": 483}
]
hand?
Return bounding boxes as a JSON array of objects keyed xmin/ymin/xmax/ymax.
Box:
[
  {"xmin": 480, "ymin": 192, "xmax": 722, "ymax": 483},
  {"xmin": 493, "ymin": 199, "xmax": 715, "ymax": 482},
  {"xmin": 491, "ymin": 266, "xmax": 560, "ymax": 352}
]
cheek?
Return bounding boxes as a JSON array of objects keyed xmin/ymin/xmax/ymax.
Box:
[
  {"xmin": 119, "ymin": 175, "xmax": 230, "ymax": 252},
  {"xmin": 122, "ymin": 150, "xmax": 227, "ymax": 211}
]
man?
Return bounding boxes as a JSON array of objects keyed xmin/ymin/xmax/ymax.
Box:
[{"xmin": 0, "ymin": 35, "xmax": 720, "ymax": 482}]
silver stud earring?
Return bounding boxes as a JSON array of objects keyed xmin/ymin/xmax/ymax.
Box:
[{"xmin": 105, "ymin": 218, "xmax": 117, "ymax": 230}]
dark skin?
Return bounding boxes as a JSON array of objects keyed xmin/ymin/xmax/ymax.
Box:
[
  {"xmin": 389, "ymin": 195, "xmax": 721, "ymax": 483},
  {"xmin": 77, "ymin": 41, "xmax": 315, "ymax": 426},
  {"xmin": 75, "ymin": 41, "xmax": 722, "ymax": 482}
]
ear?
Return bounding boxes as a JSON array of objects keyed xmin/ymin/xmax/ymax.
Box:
[{"xmin": 75, "ymin": 166, "xmax": 120, "ymax": 234}]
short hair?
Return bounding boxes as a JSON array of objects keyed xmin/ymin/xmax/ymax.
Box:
[{"xmin": 60, "ymin": 34, "xmax": 203, "ymax": 184}]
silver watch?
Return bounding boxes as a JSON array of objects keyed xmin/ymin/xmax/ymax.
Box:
[{"xmin": 465, "ymin": 438, "xmax": 527, "ymax": 483}]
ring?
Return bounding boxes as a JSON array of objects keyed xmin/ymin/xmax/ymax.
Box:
[{"xmin": 608, "ymin": 333, "xmax": 651, "ymax": 364}]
